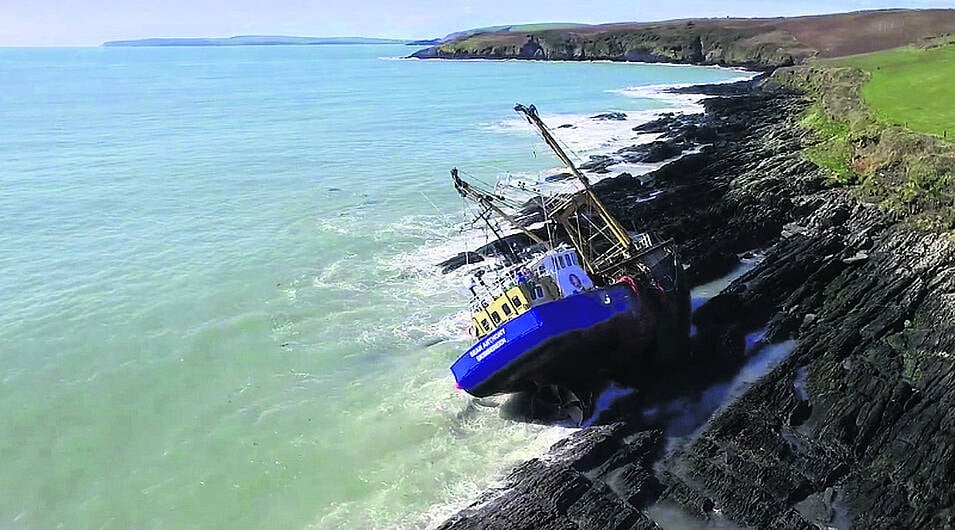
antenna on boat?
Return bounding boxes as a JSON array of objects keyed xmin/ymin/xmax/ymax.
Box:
[
  {"xmin": 513, "ymin": 104, "xmax": 638, "ymax": 278},
  {"xmin": 451, "ymin": 168, "xmax": 551, "ymax": 250}
]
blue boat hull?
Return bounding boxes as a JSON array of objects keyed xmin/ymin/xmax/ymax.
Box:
[{"xmin": 451, "ymin": 283, "xmax": 656, "ymax": 397}]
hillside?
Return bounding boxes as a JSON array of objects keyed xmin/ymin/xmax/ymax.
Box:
[
  {"xmin": 411, "ymin": 9, "xmax": 955, "ymax": 68},
  {"xmin": 772, "ymin": 41, "xmax": 955, "ymax": 231},
  {"xmin": 439, "ymin": 23, "xmax": 590, "ymax": 42},
  {"xmin": 835, "ymin": 40, "xmax": 955, "ymax": 138}
]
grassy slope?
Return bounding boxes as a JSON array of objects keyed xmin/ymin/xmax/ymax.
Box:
[
  {"xmin": 800, "ymin": 105, "xmax": 853, "ymax": 181},
  {"xmin": 780, "ymin": 42, "xmax": 955, "ymax": 228},
  {"xmin": 503, "ymin": 23, "xmax": 590, "ymax": 32},
  {"xmin": 836, "ymin": 43, "xmax": 955, "ymax": 139}
]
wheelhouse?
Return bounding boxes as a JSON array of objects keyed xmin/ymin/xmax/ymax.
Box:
[{"xmin": 468, "ymin": 247, "xmax": 595, "ymax": 338}]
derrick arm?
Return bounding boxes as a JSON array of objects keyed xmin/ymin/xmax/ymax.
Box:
[
  {"xmin": 451, "ymin": 168, "xmax": 550, "ymax": 249},
  {"xmin": 514, "ymin": 104, "xmax": 593, "ymax": 189},
  {"xmin": 513, "ymin": 104, "xmax": 635, "ymax": 272}
]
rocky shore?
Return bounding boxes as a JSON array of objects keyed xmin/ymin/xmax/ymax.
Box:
[{"xmin": 435, "ymin": 75, "xmax": 955, "ymax": 528}]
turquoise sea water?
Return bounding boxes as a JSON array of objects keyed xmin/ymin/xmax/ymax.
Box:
[{"xmin": 0, "ymin": 45, "xmax": 745, "ymax": 528}]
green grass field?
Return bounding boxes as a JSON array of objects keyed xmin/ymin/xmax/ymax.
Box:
[{"xmin": 836, "ymin": 43, "xmax": 955, "ymax": 140}]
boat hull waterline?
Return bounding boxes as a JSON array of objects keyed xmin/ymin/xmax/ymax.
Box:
[{"xmin": 452, "ymin": 283, "xmax": 653, "ymax": 397}]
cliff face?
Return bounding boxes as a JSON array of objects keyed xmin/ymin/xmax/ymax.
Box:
[
  {"xmin": 411, "ymin": 9, "xmax": 955, "ymax": 68},
  {"xmin": 435, "ymin": 77, "xmax": 955, "ymax": 529},
  {"xmin": 412, "ymin": 21, "xmax": 813, "ymax": 69}
]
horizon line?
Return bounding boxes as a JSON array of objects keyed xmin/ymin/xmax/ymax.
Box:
[{"xmin": 4, "ymin": 7, "xmax": 953, "ymax": 47}]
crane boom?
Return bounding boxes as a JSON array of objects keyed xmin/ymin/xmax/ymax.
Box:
[
  {"xmin": 451, "ymin": 168, "xmax": 550, "ymax": 249},
  {"xmin": 513, "ymin": 104, "xmax": 636, "ymax": 277}
]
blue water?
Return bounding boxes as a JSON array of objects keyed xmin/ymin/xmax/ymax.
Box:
[{"xmin": 0, "ymin": 44, "xmax": 745, "ymax": 528}]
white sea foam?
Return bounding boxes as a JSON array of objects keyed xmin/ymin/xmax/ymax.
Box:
[
  {"xmin": 608, "ymin": 72, "xmax": 757, "ymax": 110},
  {"xmin": 479, "ymin": 79, "xmax": 732, "ymax": 188},
  {"xmin": 481, "ymin": 117, "xmax": 671, "ymax": 192},
  {"xmin": 482, "ymin": 111, "xmax": 665, "ymax": 156},
  {"xmin": 309, "ymin": 370, "xmax": 576, "ymax": 530},
  {"xmin": 609, "ymin": 83, "xmax": 713, "ymax": 112},
  {"xmin": 418, "ymin": 422, "xmax": 576, "ymax": 530}
]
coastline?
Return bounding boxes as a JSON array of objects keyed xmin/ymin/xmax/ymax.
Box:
[
  {"xmin": 392, "ymin": 54, "xmax": 762, "ymax": 73},
  {"xmin": 430, "ymin": 68, "xmax": 955, "ymax": 528}
]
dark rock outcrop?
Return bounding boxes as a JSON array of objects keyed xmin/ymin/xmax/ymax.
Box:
[
  {"xmin": 569, "ymin": 112, "xmax": 717, "ymax": 176},
  {"xmin": 661, "ymin": 192, "xmax": 955, "ymax": 529},
  {"xmin": 436, "ymin": 68, "xmax": 955, "ymax": 529},
  {"xmin": 437, "ymin": 426, "xmax": 664, "ymax": 530},
  {"xmin": 546, "ymin": 172, "xmax": 575, "ymax": 182},
  {"xmin": 632, "ymin": 114, "xmax": 678, "ymax": 134},
  {"xmin": 628, "ymin": 141, "xmax": 682, "ymax": 164},
  {"xmin": 666, "ymin": 73, "xmax": 771, "ymax": 96},
  {"xmin": 591, "ymin": 112, "xmax": 628, "ymax": 121},
  {"xmin": 438, "ymin": 251, "xmax": 484, "ymax": 274}
]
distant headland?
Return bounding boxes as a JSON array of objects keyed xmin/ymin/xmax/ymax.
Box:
[
  {"xmin": 101, "ymin": 35, "xmax": 437, "ymax": 47},
  {"xmin": 410, "ymin": 9, "xmax": 955, "ymax": 69}
]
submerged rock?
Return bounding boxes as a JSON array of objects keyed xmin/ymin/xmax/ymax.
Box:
[
  {"xmin": 591, "ymin": 112, "xmax": 628, "ymax": 121},
  {"xmin": 545, "ymin": 171, "xmax": 575, "ymax": 182},
  {"xmin": 438, "ymin": 251, "xmax": 484, "ymax": 273},
  {"xmin": 579, "ymin": 154, "xmax": 616, "ymax": 172}
]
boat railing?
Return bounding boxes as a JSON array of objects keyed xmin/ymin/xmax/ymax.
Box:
[
  {"xmin": 469, "ymin": 270, "xmax": 519, "ymax": 309},
  {"xmin": 468, "ymin": 262, "xmax": 559, "ymax": 314}
]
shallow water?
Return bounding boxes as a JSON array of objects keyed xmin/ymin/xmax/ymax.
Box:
[
  {"xmin": 0, "ymin": 45, "xmax": 748, "ymax": 528},
  {"xmin": 647, "ymin": 502, "xmax": 744, "ymax": 530}
]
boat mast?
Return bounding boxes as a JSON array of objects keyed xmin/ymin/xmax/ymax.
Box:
[
  {"xmin": 451, "ymin": 168, "xmax": 551, "ymax": 250},
  {"xmin": 513, "ymin": 103, "xmax": 636, "ymax": 277}
]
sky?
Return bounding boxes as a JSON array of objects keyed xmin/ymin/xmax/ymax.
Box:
[{"xmin": 1, "ymin": 0, "xmax": 955, "ymax": 46}]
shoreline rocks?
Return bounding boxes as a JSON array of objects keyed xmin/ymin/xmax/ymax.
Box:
[
  {"xmin": 434, "ymin": 72, "xmax": 955, "ymax": 528},
  {"xmin": 436, "ymin": 426, "xmax": 665, "ymax": 530}
]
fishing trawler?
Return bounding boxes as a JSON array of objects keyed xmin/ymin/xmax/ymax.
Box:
[{"xmin": 451, "ymin": 104, "xmax": 690, "ymax": 402}]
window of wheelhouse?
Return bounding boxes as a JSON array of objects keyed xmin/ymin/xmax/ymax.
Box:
[
  {"xmin": 490, "ymin": 311, "xmax": 502, "ymax": 324},
  {"xmin": 502, "ymin": 304, "xmax": 512, "ymax": 316},
  {"xmin": 558, "ymin": 255, "xmax": 566, "ymax": 269}
]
